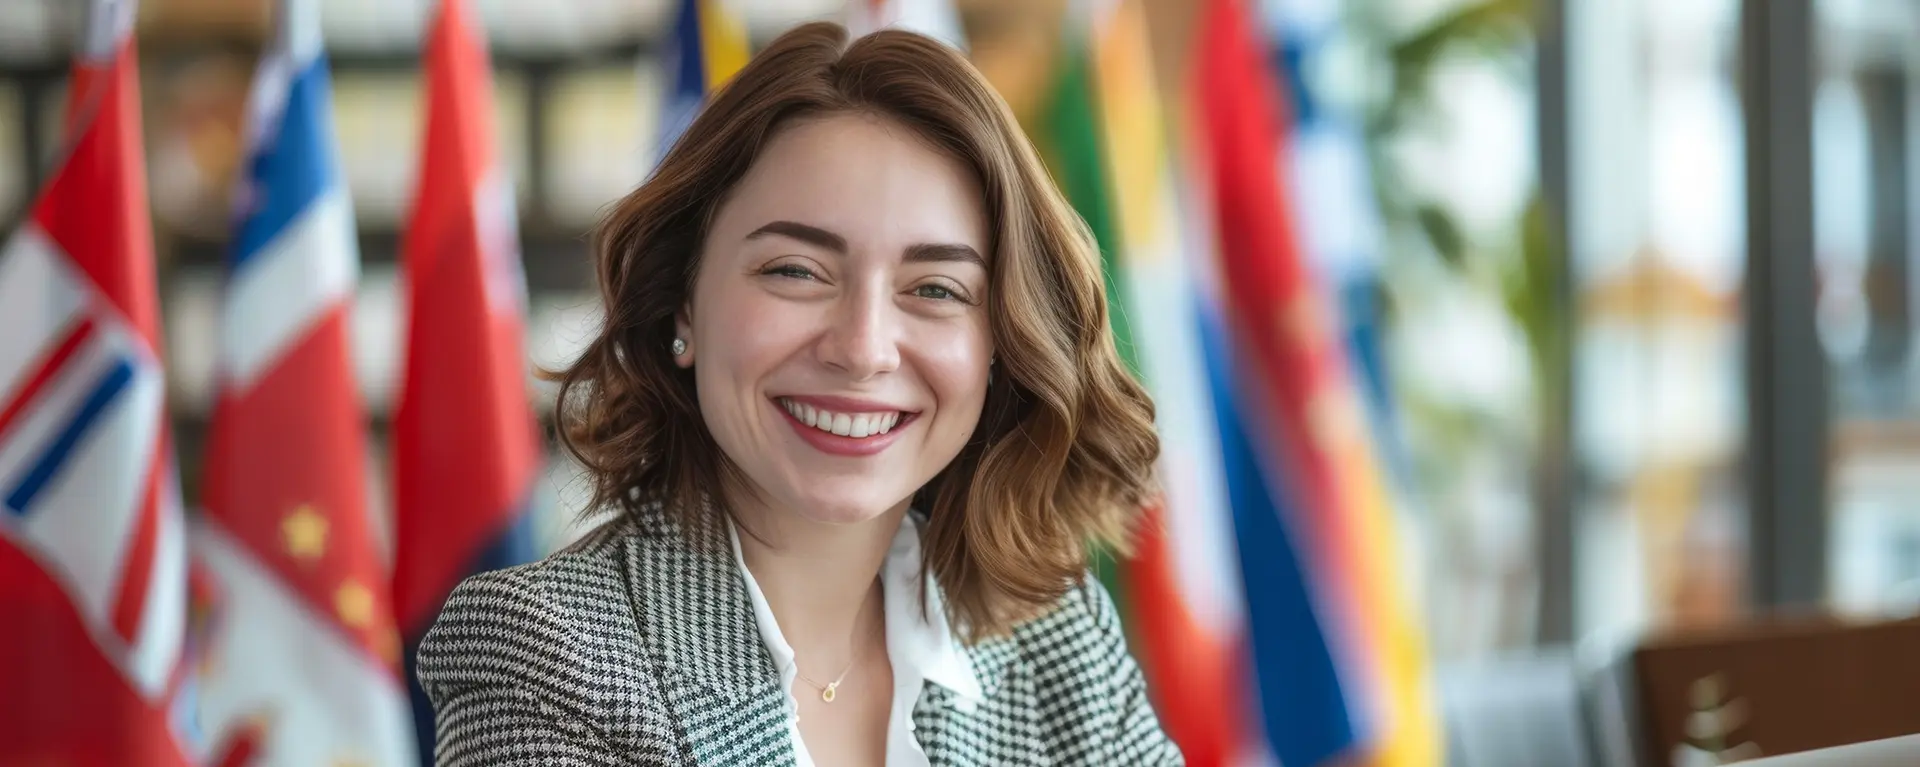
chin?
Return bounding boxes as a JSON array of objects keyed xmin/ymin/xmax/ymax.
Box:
[{"xmin": 782, "ymin": 487, "xmax": 905, "ymax": 527}]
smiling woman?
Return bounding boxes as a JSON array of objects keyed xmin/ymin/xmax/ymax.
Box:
[
  {"xmin": 415, "ymin": 20, "xmax": 1179, "ymax": 767},
  {"xmin": 685, "ymin": 115, "xmax": 998, "ymax": 533}
]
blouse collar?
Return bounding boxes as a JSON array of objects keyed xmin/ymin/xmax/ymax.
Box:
[{"xmin": 727, "ymin": 513, "xmax": 983, "ymax": 702}]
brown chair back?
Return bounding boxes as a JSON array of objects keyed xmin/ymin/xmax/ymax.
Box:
[{"xmin": 1625, "ymin": 616, "xmax": 1920, "ymax": 764}]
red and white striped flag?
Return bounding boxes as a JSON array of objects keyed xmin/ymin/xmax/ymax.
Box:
[
  {"xmin": 391, "ymin": 1, "xmax": 542, "ymax": 761},
  {"xmin": 191, "ymin": 0, "xmax": 420, "ymax": 764},
  {"xmin": 0, "ymin": 1, "xmax": 194, "ymax": 762}
]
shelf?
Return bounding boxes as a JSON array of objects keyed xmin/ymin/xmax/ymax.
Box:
[{"xmin": 162, "ymin": 224, "xmax": 598, "ymax": 294}]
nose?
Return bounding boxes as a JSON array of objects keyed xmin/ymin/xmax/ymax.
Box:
[{"xmin": 817, "ymin": 279, "xmax": 901, "ymax": 381}]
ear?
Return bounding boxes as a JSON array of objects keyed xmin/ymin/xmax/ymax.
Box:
[{"xmin": 672, "ymin": 302, "xmax": 695, "ymax": 368}]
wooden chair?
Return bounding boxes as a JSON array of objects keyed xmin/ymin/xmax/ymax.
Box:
[{"xmin": 1582, "ymin": 616, "xmax": 1920, "ymax": 765}]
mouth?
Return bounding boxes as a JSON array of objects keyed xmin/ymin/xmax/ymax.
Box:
[{"xmin": 775, "ymin": 396, "xmax": 915, "ymax": 439}]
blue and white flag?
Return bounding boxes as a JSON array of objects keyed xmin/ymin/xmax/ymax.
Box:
[{"xmin": 192, "ymin": 0, "xmax": 419, "ymax": 763}]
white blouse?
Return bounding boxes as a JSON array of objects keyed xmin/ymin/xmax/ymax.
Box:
[{"xmin": 728, "ymin": 515, "xmax": 982, "ymax": 767}]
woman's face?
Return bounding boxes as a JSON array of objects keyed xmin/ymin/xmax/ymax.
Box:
[{"xmin": 677, "ymin": 113, "xmax": 993, "ymax": 527}]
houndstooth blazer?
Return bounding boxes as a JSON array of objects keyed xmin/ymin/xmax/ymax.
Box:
[{"xmin": 415, "ymin": 505, "xmax": 1185, "ymax": 766}]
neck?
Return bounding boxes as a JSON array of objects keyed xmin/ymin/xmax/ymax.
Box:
[{"xmin": 731, "ymin": 499, "xmax": 905, "ymax": 658}]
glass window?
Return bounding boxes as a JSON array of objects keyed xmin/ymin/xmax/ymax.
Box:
[
  {"xmin": 1815, "ymin": 0, "xmax": 1920, "ymax": 619},
  {"xmin": 1568, "ymin": 0, "xmax": 1749, "ymax": 639}
]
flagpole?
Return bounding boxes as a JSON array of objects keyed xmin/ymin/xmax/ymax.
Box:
[{"xmin": 36, "ymin": 0, "xmax": 135, "ymax": 180}]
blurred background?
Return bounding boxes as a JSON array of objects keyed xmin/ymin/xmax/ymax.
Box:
[{"xmin": 4, "ymin": 0, "xmax": 1920, "ymax": 764}]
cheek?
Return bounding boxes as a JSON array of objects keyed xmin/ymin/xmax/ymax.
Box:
[
  {"xmin": 693, "ymin": 284, "xmax": 814, "ymax": 392},
  {"xmin": 917, "ymin": 324, "xmax": 993, "ymax": 419}
]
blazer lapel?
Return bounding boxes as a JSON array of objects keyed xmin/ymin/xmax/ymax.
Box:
[
  {"xmin": 623, "ymin": 505, "xmax": 798, "ymax": 767},
  {"xmin": 913, "ymin": 632, "xmax": 1029, "ymax": 765}
]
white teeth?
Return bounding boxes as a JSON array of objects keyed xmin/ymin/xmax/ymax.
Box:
[{"xmin": 779, "ymin": 398, "xmax": 906, "ymax": 439}]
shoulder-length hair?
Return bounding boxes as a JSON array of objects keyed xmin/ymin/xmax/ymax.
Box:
[{"xmin": 553, "ymin": 20, "xmax": 1159, "ymax": 638}]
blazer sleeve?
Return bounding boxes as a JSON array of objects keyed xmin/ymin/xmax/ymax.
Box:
[
  {"xmin": 415, "ymin": 569, "xmax": 627, "ymax": 767},
  {"xmin": 1083, "ymin": 578, "xmax": 1187, "ymax": 766}
]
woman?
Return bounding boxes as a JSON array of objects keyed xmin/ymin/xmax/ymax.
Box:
[{"xmin": 418, "ymin": 20, "xmax": 1180, "ymax": 767}]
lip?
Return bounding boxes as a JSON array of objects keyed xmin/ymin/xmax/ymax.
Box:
[{"xmin": 770, "ymin": 397, "xmax": 917, "ymax": 457}]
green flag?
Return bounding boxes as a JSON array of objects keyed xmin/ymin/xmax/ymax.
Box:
[{"xmin": 1026, "ymin": 29, "xmax": 1138, "ymax": 629}]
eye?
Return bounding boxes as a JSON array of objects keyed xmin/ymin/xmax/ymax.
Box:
[
  {"xmin": 913, "ymin": 283, "xmax": 960, "ymax": 301},
  {"xmin": 762, "ymin": 263, "xmax": 819, "ymax": 281}
]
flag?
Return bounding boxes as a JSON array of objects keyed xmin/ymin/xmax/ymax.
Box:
[
  {"xmin": 193, "ymin": 0, "xmax": 419, "ymax": 763},
  {"xmin": 659, "ymin": 0, "xmax": 749, "ymax": 154},
  {"xmin": 0, "ymin": 0, "xmax": 193, "ymax": 763},
  {"xmin": 1191, "ymin": 0, "xmax": 1442, "ymax": 764},
  {"xmin": 1265, "ymin": 0, "xmax": 1411, "ymax": 493},
  {"xmin": 1029, "ymin": 1, "xmax": 1259, "ymax": 764},
  {"xmin": 845, "ymin": 0, "xmax": 968, "ymax": 50},
  {"xmin": 391, "ymin": 1, "xmax": 541, "ymax": 762}
]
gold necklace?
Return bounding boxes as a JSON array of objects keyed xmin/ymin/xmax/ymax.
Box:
[
  {"xmin": 793, "ymin": 585, "xmax": 882, "ymax": 703},
  {"xmin": 796, "ymin": 657, "xmax": 858, "ymax": 703}
]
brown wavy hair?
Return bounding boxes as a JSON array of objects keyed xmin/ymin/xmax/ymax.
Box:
[{"xmin": 552, "ymin": 21, "xmax": 1159, "ymax": 638}]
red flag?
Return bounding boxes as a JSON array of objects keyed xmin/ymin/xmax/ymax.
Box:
[
  {"xmin": 391, "ymin": 0, "xmax": 541, "ymax": 759},
  {"xmin": 0, "ymin": 2, "xmax": 193, "ymax": 763}
]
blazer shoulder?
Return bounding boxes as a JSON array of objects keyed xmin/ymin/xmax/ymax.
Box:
[
  {"xmin": 1015, "ymin": 573, "xmax": 1123, "ymax": 639},
  {"xmin": 415, "ymin": 521, "xmax": 641, "ymax": 706},
  {"xmin": 999, "ymin": 576, "xmax": 1135, "ymax": 702}
]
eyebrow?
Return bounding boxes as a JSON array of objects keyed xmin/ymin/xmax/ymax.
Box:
[
  {"xmin": 747, "ymin": 220, "xmax": 846, "ymax": 252},
  {"xmin": 746, "ymin": 220, "xmax": 986, "ymax": 270},
  {"xmin": 904, "ymin": 242, "xmax": 986, "ymax": 270}
]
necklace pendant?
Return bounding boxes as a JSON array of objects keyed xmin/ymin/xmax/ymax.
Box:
[{"xmin": 821, "ymin": 682, "xmax": 837, "ymax": 703}]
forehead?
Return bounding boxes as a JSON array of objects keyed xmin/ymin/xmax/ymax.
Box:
[{"xmin": 713, "ymin": 113, "xmax": 990, "ymax": 256}]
